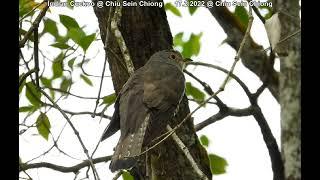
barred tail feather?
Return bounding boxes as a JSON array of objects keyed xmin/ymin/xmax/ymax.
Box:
[{"xmin": 110, "ymin": 114, "xmax": 150, "ymax": 172}]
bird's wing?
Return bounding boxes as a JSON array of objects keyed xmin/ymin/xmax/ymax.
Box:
[
  {"xmin": 142, "ymin": 61, "xmax": 185, "ymax": 145},
  {"xmin": 100, "ymin": 96, "xmax": 120, "ymax": 141},
  {"xmin": 100, "ymin": 67, "xmax": 146, "ymax": 141},
  {"xmin": 109, "ymin": 67, "xmax": 151, "ymax": 172}
]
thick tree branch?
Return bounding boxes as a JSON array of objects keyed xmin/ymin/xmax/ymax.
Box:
[
  {"xmin": 20, "ymin": 155, "xmax": 112, "ymax": 173},
  {"xmin": 195, "ymin": 106, "xmax": 254, "ymax": 131}
]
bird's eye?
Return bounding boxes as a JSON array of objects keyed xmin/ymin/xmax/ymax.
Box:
[{"xmin": 170, "ymin": 54, "xmax": 176, "ymax": 60}]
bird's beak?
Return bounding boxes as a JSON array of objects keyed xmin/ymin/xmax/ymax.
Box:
[{"xmin": 184, "ymin": 58, "xmax": 193, "ymax": 62}]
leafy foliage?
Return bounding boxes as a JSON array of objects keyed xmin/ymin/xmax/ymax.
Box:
[
  {"xmin": 80, "ymin": 74, "xmax": 93, "ymax": 86},
  {"xmin": 68, "ymin": 57, "xmax": 76, "ymax": 70},
  {"xmin": 101, "ymin": 93, "xmax": 116, "ymax": 106},
  {"xmin": 19, "ymin": 105, "xmax": 36, "ymax": 113},
  {"xmin": 122, "ymin": 171, "xmax": 134, "ymax": 180},
  {"xmin": 199, "ymin": 135, "xmax": 209, "ymax": 147},
  {"xmin": 208, "ymin": 154, "xmax": 228, "ymax": 174},
  {"xmin": 199, "ymin": 135, "xmax": 228, "ymax": 175},
  {"xmin": 25, "ymin": 82, "xmax": 41, "ymax": 107},
  {"xmin": 19, "ymin": 0, "xmax": 43, "ymax": 17},
  {"xmin": 165, "ymin": 3, "xmax": 182, "ymax": 17},
  {"xmin": 52, "ymin": 53, "xmax": 64, "ymax": 79},
  {"xmin": 42, "ymin": 18, "xmax": 60, "ymax": 39},
  {"xmin": 234, "ymin": 6, "xmax": 249, "ymax": 27},
  {"xmin": 188, "ymin": 0, "xmax": 199, "ymax": 15},
  {"xmin": 173, "ymin": 32, "xmax": 202, "ymax": 58},
  {"xmin": 185, "ymin": 82, "xmax": 205, "ymax": 103},
  {"xmin": 59, "ymin": 14, "xmax": 80, "ymax": 30},
  {"xmin": 50, "ymin": 42, "xmax": 71, "ymax": 49},
  {"xmin": 36, "ymin": 113, "xmax": 51, "ymax": 140}
]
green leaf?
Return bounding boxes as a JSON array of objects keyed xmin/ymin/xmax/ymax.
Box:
[
  {"xmin": 36, "ymin": 113, "xmax": 51, "ymax": 140},
  {"xmin": 19, "ymin": 73, "xmax": 26, "ymax": 94},
  {"xmin": 122, "ymin": 171, "xmax": 134, "ymax": 180},
  {"xmin": 19, "ymin": 105, "xmax": 35, "ymax": 113},
  {"xmin": 40, "ymin": 77, "xmax": 52, "ymax": 88},
  {"xmin": 60, "ymin": 77, "xmax": 72, "ymax": 92},
  {"xmin": 52, "ymin": 53, "xmax": 64, "ymax": 79},
  {"xmin": 80, "ymin": 33, "xmax": 96, "ymax": 52},
  {"xmin": 208, "ymin": 154, "xmax": 228, "ymax": 174},
  {"xmin": 25, "ymin": 82, "xmax": 41, "ymax": 107},
  {"xmin": 59, "ymin": 14, "xmax": 80, "ymax": 30},
  {"xmin": 101, "ymin": 93, "xmax": 116, "ymax": 106},
  {"xmin": 188, "ymin": 0, "xmax": 198, "ymax": 15},
  {"xmin": 67, "ymin": 28, "xmax": 86, "ymax": 47},
  {"xmin": 200, "ymin": 135, "xmax": 209, "ymax": 147},
  {"xmin": 68, "ymin": 57, "xmax": 76, "ymax": 70},
  {"xmin": 182, "ymin": 32, "xmax": 202, "ymax": 58},
  {"xmin": 173, "ymin": 32, "xmax": 184, "ymax": 47},
  {"xmin": 50, "ymin": 42, "xmax": 71, "ymax": 49},
  {"xmin": 42, "ymin": 18, "xmax": 59, "ymax": 39},
  {"xmin": 165, "ymin": 3, "xmax": 182, "ymax": 17},
  {"xmin": 19, "ymin": 0, "xmax": 37, "ymax": 17},
  {"xmin": 80, "ymin": 74, "xmax": 93, "ymax": 86},
  {"xmin": 234, "ymin": 6, "xmax": 249, "ymax": 27},
  {"xmin": 185, "ymin": 82, "xmax": 205, "ymax": 103}
]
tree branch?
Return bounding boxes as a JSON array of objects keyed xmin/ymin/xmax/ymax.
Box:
[
  {"xmin": 19, "ymin": 1, "xmax": 49, "ymax": 48},
  {"xmin": 20, "ymin": 155, "xmax": 112, "ymax": 173},
  {"xmin": 195, "ymin": 106, "xmax": 254, "ymax": 131},
  {"xmin": 166, "ymin": 125, "xmax": 208, "ymax": 180},
  {"xmin": 40, "ymin": 89, "xmax": 101, "ymax": 180},
  {"xmin": 41, "ymin": 101, "xmax": 112, "ymax": 120}
]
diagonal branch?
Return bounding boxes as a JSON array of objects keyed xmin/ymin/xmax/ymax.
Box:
[{"xmin": 40, "ymin": 89, "xmax": 101, "ymax": 180}]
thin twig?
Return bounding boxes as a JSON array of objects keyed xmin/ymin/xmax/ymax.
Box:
[
  {"xmin": 19, "ymin": 69, "xmax": 36, "ymax": 87},
  {"xmin": 34, "ymin": 25, "xmax": 40, "ymax": 88},
  {"xmin": 20, "ymin": 155, "xmax": 112, "ymax": 173},
  {"xmin": 40, "ymin": 89, "xmax": 101, "ymax": 180},
  {"xmin": 41, "ymin": 101, "xmax": 112, "ymax": 119},
  {"xmin": 167, "ymin": 125, "xmax": 208, "ymax": 180},
  {"xmin": 45, "ymin": 87, "xmax": 100, "ymax": 100},
  {"xmin": 92, "ymin": 21, "xmax": 111, "ymax": 118},
  {"xmin": 184, "ymin": 69, "xmax": 225, "ymax": 107}
]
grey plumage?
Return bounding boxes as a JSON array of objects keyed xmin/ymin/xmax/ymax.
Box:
[{"xmin": 101, "ymin": 50, "xmax": 186, "ymax": 172}]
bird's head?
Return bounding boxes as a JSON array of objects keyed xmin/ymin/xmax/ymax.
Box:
[{"xmin": 150, "ymin": 50, "xmax": 192, "ymax": 70}]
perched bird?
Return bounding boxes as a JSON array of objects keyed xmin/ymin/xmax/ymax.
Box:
[{"xmin": 101, "ymin": 50, "xmax": 187, "ymax": 172}]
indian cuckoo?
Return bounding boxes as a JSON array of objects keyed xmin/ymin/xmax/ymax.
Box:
[{"xmin": 101, "ymin": 50, "xmax": 186, "ymax": 172}]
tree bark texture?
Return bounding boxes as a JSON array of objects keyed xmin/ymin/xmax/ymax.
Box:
[
  {"xmin": 92, "ymin": 1, "xmax": 212, "ymax": 179},
  {"xmin": 274, "ymin": 0, "xmax": 301, "ymax": 180}
]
